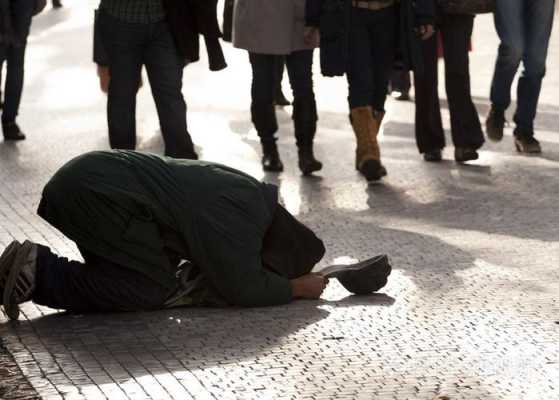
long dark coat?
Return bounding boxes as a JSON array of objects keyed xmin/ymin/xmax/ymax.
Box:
[
  {"xmin": 162, "ymin": 0, "xmax": 227, "ymax": 71},
  {"xmin": 37, "ymin": 151, "xmax": 293, "ymax": 307},
  {"xmin": 306, "ymin": 0, "xmax": 435, "ymax": 77}
]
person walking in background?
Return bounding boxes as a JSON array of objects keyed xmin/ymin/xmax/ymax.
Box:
[
  {"xmin": 95, "ymin": 0, "xmax": 225, "ymax": 159},
  {"xmin": 389, "ymin": 57, "xmax": 411, "ymax": 101},
  {"xmin": 485, "ymin": 0, "xmax": 555, "ymax": 154},
  {"xmin": 0, "ymin": 0, "xmax": 35, "ymax": 141},
  {"xmin": 306, "ymin": 0, "xmax": 435, "ymax": 181},
  {"xmin": 232, "ymin": 0, "xmax": 323, "ymax": 175},
  {"xmin": 414, "ymin": 14, "xmax": 484, "ymax": 163}
]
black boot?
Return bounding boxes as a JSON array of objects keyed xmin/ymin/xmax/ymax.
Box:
[
  {"xmin": 261, "ymin": 139, "xmax": 283, "ymax": 172},
  {"xmin": 293, "ymin": 96, "xmax": 322, "ymax": 175},
  {"xmin": 2, "ymin": 122, "xmax": 26, "ymax": 141},
  {"xmin": 251, "ymin": 102, "xmax": 283, "ymax": 172},
  {"xmin": 298, "ymin": 147, "xmax": 322, "ymax": 175},
  {"xmin": 52, "ymin": 0, "xmax": 63, "ymax": 8}
]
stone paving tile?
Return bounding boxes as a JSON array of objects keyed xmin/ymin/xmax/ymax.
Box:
[{"xmin": 1, "ymin": 1, "xmax": 559, "ymax": 399}]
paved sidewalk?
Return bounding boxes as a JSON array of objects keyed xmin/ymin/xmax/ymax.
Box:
[{"xmin": 1, "ymin": 2, "xmax": 558, "ymax": 399}]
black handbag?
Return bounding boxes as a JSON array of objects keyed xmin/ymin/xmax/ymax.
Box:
[
  {"xmin": 34, "ymin": 0, "xmax": 47, "ymax": 16},
  {"xmin": 438, "ymin": 0, "xmax": 495, "ymax": 14}
]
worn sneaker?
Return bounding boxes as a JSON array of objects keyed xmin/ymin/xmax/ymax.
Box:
[
  {"xmin": 485, "ymin": 106, "xmax": 506, "ymax": 142},
  {"xmin": 514, "ymin": 135, "xmax": 541, "ymax": 154},
  {"xmin": 0, "ymin": 240, "xmax": 38, "ymax": 320}
]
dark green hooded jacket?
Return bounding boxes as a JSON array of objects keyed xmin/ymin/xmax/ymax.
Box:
[{"xmin": 37, "ymin": 150, "xmax": 292, "ymax": 307}]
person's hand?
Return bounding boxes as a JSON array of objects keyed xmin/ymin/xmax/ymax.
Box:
[
  {"xmin": 97, "ymin": 65, "xmax": 110, "ymax": 94},
  {"xmin": 290, "ymin": 273, "xmax": 328, "ymax": 300},
  {"xmin": 417, "ymin": 24, "xmax": 435, "ymax": 40},
  {"xmin": 304, "ymin": 27, "xmax": 320, "ymax": 47}
]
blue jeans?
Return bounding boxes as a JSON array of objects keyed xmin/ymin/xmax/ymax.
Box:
[
  {"xmin": 98, "ymin": 11, "xmax": 196, "ymax": 158},
  {"xmin": 490, "ymin": 0, "xmax": 555, "ymax": 134},
  {"xmin": 0, "ymin": 0, "xmax": 35, "ymax": 124}
]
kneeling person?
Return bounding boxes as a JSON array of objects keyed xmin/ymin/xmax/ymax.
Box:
[{"xmin": 1, "ymin": 151, "xmax": 391, "ymax": 320}]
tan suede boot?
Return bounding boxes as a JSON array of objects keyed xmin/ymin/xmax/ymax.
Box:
[{"xmin": 350, "ymin": 106, "xmax": 387, "ymax": 181}]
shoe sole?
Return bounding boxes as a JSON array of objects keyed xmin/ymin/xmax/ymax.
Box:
[
  {"xmin": 3, "ymin": 241, "xmax": 36, "ymax": 320},
  {"xmin": 0, "ymin": 241, "xmax": 20, "ymax": 285},
  {"xmin": 0, "ymin": 241, "xmax": 21, "ymax": 319}
]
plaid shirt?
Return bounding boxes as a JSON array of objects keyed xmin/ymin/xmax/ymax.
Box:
[{"xmin": 100, "ymin": 0, "xmax": 166, "ymax": 24}]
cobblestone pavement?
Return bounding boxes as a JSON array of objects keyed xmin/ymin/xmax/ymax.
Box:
[{"xmin": 1, "ymin": 2, "xmax": 559, "ymax": 399}]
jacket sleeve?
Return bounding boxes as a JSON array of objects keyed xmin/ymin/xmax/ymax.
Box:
[
  {"xmin": 187, "ymin": 193, "xmax": 293, "ymax": 307},
  {"xmin": 306, "ymin": 0, "xmax": 322, "ymax": 27},
  {"xmin": 413, "ymin": 0, "xmax": 436, "ymax": 26}
]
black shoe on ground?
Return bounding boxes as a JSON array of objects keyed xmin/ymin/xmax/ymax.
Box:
[
  {"xmin": 52, "ymin": 0, "xmax": 63, "ymax": 8},
  {"xmin": 514, "ymin": 132, "xmax": 541, "ymax": 154},
  {"xmin": 454, "ymin": 147, "xmax": 479, "ymax": 163},
  {"xmin": 360, "ymin": 159, "xmax": 387, "ymax": 182},
  {"xmin": 0, "ymin": 240, "xmax": 38, "ymax": 320},
  {"xmin": 2, "ymin": 122, "xmax": 26, "ymax": 141},
  {"xmin": 274, "ymin": 90, "xmax": 291, "ymax": 107},
  {"xmin": 485, "ymin": 106, "xmax": 506, "ymax": 142},
  {"xmin": 392, "ymin": 91, "xmax": 411, "ymax": 102},
  {"xmin": 261, "ymin": 141, "xmax": 284, "ymax": 172},
  {"xmin": 298, "ymin": 148, "xmax": 322, "ymax": 175},
  {"xmin": 423, "ymin": 150, "xmax": 442, "ymax": 162},
  {"xmin": 320, "ymin": 254, "xmax": 392, "ymax": 295}
]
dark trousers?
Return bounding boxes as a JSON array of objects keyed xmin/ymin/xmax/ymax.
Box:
[
  {"xmin": 98, "ymin": 11, "xmax": 195, "ymax": 158},
  {"xmin": 249, "ymin": 50, "xmax": 315, "ymax": 143},
  {"xmin": 413, "ymin": 15, "xmax": 484, "ymax": 153},
  {"xmin": 490, "ymin": 0, "xmax": 555, "ymax": 134},
  {"xmin": 32, "ymin": 245, "xmax": 170, "ymax": 313},
  {"xmin": 346, "ymin": 5, "xmax": 397, "ymax": 111},
  {"xmin": 0, "ymin": 0, "xmax": 34, "ymax": 124},
  {"xmin": 32, "ymin": 205, "xmax": 324, "ymax": 312}
]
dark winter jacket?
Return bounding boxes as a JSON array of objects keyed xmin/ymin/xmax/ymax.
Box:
[
  {"xmin": 38, "ymin": 151, "xmax": 293, "ymax": 307},
  {"xmin": 162, "ymin": 0, "xmax": 227, "ymax": 71},
  {"xmin": 306, "ymin": 0, "xmax": 435, "ymax": 77}
]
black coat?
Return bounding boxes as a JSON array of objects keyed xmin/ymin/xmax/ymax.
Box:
[
  {"xmin": 306, "ymin": 0, "xmax": 435, "ymax": 77},
  {"xmin": 162, "ymin": 0, "xmax": 227, "ymax": 71}
]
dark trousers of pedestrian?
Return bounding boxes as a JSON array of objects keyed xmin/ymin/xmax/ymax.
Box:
[
  {"xmin": 98, "ymin": 11, "xmax": 196, "ymax": 158},
  {"xmin": 31, "ymin": 205, "xmax": 324, "ymax": 312},
  {"xmin": 249, "ymin": 50, "xmax": 316, "ymax": 146},
  {"xmin": 490, "ymin": 0, "xmax": 555, "ymax": 135},
  {"xmin": 346, "ymin": 5, "xmax": 397, "ymax": 111},
  {"xmin": 0, "ymin": 0, "xmax": 34, "ymax": 125},
  {"xmin": 413, "ymin": 15, "xmax": 484, "ymax": 154}
]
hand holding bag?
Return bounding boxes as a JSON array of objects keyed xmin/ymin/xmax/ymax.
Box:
[{"xmin": 437, "ymin": 0, "xmax": 495, "ymax": 15}]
